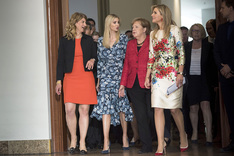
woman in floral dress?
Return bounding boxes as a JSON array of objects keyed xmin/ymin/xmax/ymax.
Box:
[
  {"xmin": 91, "ymin": 14, "xmax": 133, "ymax": 154},
  {"xmin": 144, "ymin": 5, "xmax": 188, "ymax": 155}
]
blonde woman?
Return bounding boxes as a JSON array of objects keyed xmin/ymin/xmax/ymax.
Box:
[
  {"xmin": 56, "ymin": 12, "xmax": 97, "ymax": 154},
  {"xmin": 91, "ymin": 14, "xmax": 133, "ymax": 154},
  {"xmin": 145, "ymin": 5, "xmax": 188, "ymax": 155}
]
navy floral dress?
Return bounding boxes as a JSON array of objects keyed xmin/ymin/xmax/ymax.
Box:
[{"xmin": 91, "ymin": 34, "xmax": 133, "ymax": 126}]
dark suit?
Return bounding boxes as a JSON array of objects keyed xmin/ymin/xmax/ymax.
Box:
[
  {"xmin": 214, "ymin": 22, "xmax": 234, "ymax": 143},
  {"xmin": 56, "ymin": 33, "xmax": 97, "ymax": 81}
]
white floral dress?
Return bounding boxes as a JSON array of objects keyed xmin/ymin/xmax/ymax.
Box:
[{"xmin": 147, "ymin": 25, "xmax": 185, "ymax": 109}]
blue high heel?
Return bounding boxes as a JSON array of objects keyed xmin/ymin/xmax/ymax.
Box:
[
  {"xmin": 122, "ymin": 138, "xmax": 130, "ymax": 150},
  {"xmin": 101, "ymin": 142, "xmax": 111, "ymax": 154}
]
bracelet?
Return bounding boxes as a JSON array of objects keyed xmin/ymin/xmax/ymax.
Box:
[
  {"xmin": 56, "ymin": 80, "xmax": 61, "ymax": 84},
  {"xmin": 177, "ymin": 72, "xmax": 183, "ymax": 75}
]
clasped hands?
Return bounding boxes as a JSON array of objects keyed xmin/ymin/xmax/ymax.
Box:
[{"xmin": 220, "ymin": 63, "xmax": 234, "ymax": 79}]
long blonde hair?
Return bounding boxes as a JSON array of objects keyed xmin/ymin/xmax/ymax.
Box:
[
  {"xmin": 65, "ymin": 12, "xmax": 87, "ymax": 40},
  {"xmin": 103, "ymin": 14, "xmax": 120, "ymax": 48},
  {"xmin": 151, "ymin": 5, "xmax": 176, "ymax": 40}
]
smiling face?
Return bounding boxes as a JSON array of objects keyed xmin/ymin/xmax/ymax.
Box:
[
  {"xmin": 75, "ymin": 18, "xmax": 87, "ymax": 33},
  {"xmin": 151, "ymin": 7, "xmax": 163, "ymax": 24},
  {"xmin": 110, "ymin": 18, "xmax": 120, "ymax": 32},
  {"xmin": 132, "ymin": 21, "xmax": 146, "ymax": 39}
]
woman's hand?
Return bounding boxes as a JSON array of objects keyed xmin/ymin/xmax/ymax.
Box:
[
  {"xmin": 119, "ymin": 85, "xmax": 125, "ymax": 98},
  {"xmin": 144, "ymin": 77, "xmax": 151, "ymax": 89},
  {"xmin": 55, "ymin": 81, "xmax": 62, "ymax": 95},
  {"xmin": 86, "ymin": 59, "xmax": 95, "ymax": 70},
  {"xmin": 176, "ymin": 74, "xmax": 183, "ymax": 88},
  {"xmin": 96, "ymin": 79, "xmax": 100, "ymax": 92}
]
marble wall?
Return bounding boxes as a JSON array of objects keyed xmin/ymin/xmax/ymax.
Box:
[{"xmin": 0, "ymin": 140, "xmax": 51, "ymax": 154}]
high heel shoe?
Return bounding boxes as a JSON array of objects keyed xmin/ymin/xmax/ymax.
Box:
[
  {"xmin": 101, "ymin": 142, "xmax": 111, "ymax": 154},
  {"xmin": 180, "ymin": 145, "xmax": 188, "ymax": 152},
  {"xmin": 68, "ymin": 147, "xmax": 77, "ymax": 154},
  {"xmin": 129, "ymin": 139, "xmax": 140, "ymax": 146},
  {"xmin": 122, "ymin": 138, "xmax": 130, "ymax": 150},
  {"xmin": 155, "ymin": 146, "xmax": 166, "ymax": 155}
]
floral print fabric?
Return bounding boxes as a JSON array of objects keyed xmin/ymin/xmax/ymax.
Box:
[
  {"xmin": 91, "ymin": 34, "xmax": 133, "ymax": 126},
  {"xmin": 147, "ymin": 25, "xmax": 185, "ymax": 84}
]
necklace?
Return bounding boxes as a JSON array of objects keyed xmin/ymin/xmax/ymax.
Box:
[{"xmin": 137, "ymin": 38, "xmax": 145, "ymax": 46}]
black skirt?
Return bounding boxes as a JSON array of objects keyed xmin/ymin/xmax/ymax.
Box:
[{"xmin": 186, "ymin": 75, "xmax": 210, "ymax": 105}]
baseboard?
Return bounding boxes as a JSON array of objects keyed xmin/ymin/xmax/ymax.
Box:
[{"xmin": 0, "ymin": 139, "xmax": 51, "ymax": 154}]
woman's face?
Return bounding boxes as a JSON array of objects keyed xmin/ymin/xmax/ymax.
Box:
[
  {"xmin": 110, "ymin": 18, "xmax": 120, "ymax": 32},
  {"xmin": 75, "ymin": 18, "xmax": 87, "ymax": 33},
  {"xmin": 206, "ymin": 22, "xmax": 215, "ymax": 38},
  {"xmin": 191, "ymin": 25, "xmax": 202, "ymax": 41},
  {"xmin": 151, "ymin": 8, "xmax": 163, "ymax": 24},
  {"xmin": 132, "ymin": 21, "xmax": 146, "ymax": 39},
  {"xmin": 92, "ymin": 35, "xmax": 99, "ymax": 42}
]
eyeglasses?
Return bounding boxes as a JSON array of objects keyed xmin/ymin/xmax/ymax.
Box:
[{"xmin": 191, "ymin": 29, "xmax": 200, "ymax": 33}]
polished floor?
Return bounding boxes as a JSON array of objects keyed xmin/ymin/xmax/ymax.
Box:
[{"xmin": 9, "ymin": 140, "xmax": 234, "ymax": 156}]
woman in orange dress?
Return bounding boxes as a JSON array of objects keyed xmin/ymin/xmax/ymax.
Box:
[{"xmin": 55, "ymin": 12, "xmax": 97, "ymax": 155}]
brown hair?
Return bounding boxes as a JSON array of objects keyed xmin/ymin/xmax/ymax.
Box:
[{"xmin": 65, "ymin": 12, "xmax": 87, "ymax": 40}]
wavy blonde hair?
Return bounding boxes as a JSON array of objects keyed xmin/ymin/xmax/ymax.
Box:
[
  {"xmin": 65, "ymin": 12, "xmax": 87, "ymax": 40},
  {"xmin": 151, "ymin": 4, "xmax": 176, "ymax": 40},
  {"xmin": 103, "ymin": 14, "xmax": 120, "ymax": 48}
]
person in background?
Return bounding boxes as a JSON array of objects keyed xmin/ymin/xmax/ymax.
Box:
[
  {"xmin": 205, "ymin": 18, "xmax": 220, "ymax": 143},
  {"xmin": 180, "ymin": 26, "xmax": 189, "ymax": 44},
  {"xmin": 84, "ymin": 21, "xmax": 94, "ymax": 36},
  {"xmin": 91, "ymin": 14, "xmax": 133, "ymax": 154},
  {"xmin": 55, "ymin": 12, "xmax": 97, "ymax": 155},
  {"xmin": 206, "ymin": 19, "xmax": 216, "ymax": 44},
  {"xmin": 125, "ymin": 30, "xmax": 134, "ymax": 40},
  {"xmin": 87, "ymin": 18, "xmax": 96, "ymax": 34},
  {"xmin": 92, "ymin": 31, "xmax": 101, "ymax": 42},
  {"xmin": 145, "ymin": 4, "xmax": 188, "ymax": 155},
  {"xmin": 214, "ymin": 0, "xmax": 234, "ymax": 152},
  {"xmin": 184, "ymin": 23, "xmax": 213, "ymax": 146}
]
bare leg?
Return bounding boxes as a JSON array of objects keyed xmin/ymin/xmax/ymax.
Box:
[
  {"xmin": 130, "ymin": 102, "xmax": 139, "ymax": 142},
  {"xmin": 120, "ymin": 112, "xmax": 129, "ymax": 147},
  {"xmin": 78, "ymin": 104, "xmax": 90, "ymax": 151},
  {"xmin": 200, "ymin": 101, "xmax": 212, "ymax": 142},
  {"xmin": 65, "ymin": 103, "xmax": 77, "ymax": 148},
  {"xmin": 189, "ymin": 104, "xmax": 199, "ymax": 140},
  {"xmin": 154, "ymin": 108, "xmax": 165, "ymax": 153},
  {"xmin": 102, "ymin": 114, "xmax": 111, "ymax": 151},
  {"xmin": 171, "ymin": 108, "xmax": 188, "ymax": 147}
]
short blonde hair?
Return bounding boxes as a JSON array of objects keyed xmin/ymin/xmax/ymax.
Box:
[
  {"xmin": 151, "ymin": 4, "xmax": 176, "ymax": 40},
  {"xmin": 103, "ymin": 14, "xmax": 120, "ymax": 48},
  {"xmin": 65, "ymin": 12, "xmax": 87, "ymax": 40},
  {"xmin": 131, "ymin": 18, "xmax": 151, "ymax": 35},
  {"xmin": 188, "ymin": 23, "xmax": 206, "ymax": 39}
]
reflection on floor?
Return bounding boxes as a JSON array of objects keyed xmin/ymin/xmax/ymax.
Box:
[{"xmin": 11, "ymin": 140, "xmax": 234, "ymax": 156}]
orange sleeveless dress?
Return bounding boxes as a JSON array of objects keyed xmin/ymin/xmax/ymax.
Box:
[{"xmin": 63, "ymin": 38, "xmax": 97, "ymax": 104}]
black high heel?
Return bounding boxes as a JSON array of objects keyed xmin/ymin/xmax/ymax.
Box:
[
  {"xmin": 68, "ymin": 147, "xmax": 77, "ymax": 154},
  {"xmin": 101, "ymin": 142, "xmax": 111, "ymax": 154}
]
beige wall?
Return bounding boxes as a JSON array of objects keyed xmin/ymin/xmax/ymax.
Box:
[
  {"xmin": 109, "ymin": 0, "xmax": 181, "ymax": 33},
  {"xmin": 110, "ymin": 0, "xmax": 154, "ymax": 33}
]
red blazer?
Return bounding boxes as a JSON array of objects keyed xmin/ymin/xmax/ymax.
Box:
[{"xmin": 120, "ymin": 35, "xmax": 149, "ymax": 88}]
